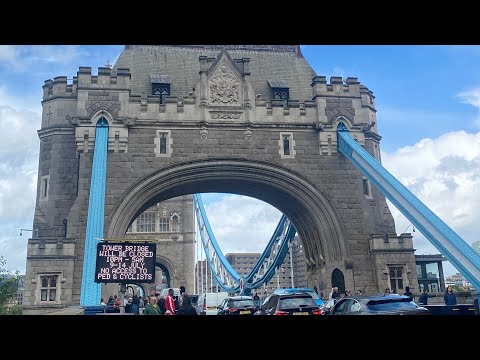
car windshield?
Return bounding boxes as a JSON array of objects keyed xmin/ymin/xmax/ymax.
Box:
[
  {"xmin": 279, "ymin": 296, "xmax": 316, "ymax": 309},
  {"xmin": 366, "ymin": 299, "xmax": 418, "ymax": 311},
  {"xmin": 230, "ymin": 299, "xmax": 254, "ymax": 308}
]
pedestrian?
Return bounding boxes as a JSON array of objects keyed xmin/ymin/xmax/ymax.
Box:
[
  {"xmin": 157, "ymin": 297, "xmax": 166, "ymax": 315},
  {"xmin": 443, "ymin": 286, "xmax": 457, "ymax": 306},
  {"xmin": 404, "ymin": 286, "xmax": 414, "ymax": 301},
  {"xmin": 356, "ymin": 289, "xmax": 363, "ymax": 295},
  {"xmin": 253, "ymin": 293, "xmax": 260, "ymax": 301},
  {"xmin": 328, "ymin": 287, "xmax": 334, "ymax": 301},
  {"xmin": 132, "ymin": 294, "xmax": 140, "ymax": 315},
  {"xmin": 384, "ymin": 287, "xmax": 391, "ymax": 294},
  {"xmin": 176, "ymin": 294, "xmax": 198, "ymax": 315},
  {"xmin": 418, "ymin": 289, "xmax": 436, "ymax": 305},
  {"xmin": 143, "ymin": 296, "xmax": 161, "ymax": 315},
  {"xmin": 331, "ymin": 287, "xmax": 341, "ymax": 299},
  {"xmin": 165, "ymin": 288, "xmax": 176, "ymax": 315}
]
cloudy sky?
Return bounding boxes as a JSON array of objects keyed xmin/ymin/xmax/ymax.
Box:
[{"xmin": 1, "ymin": 45, "xmax": 479, "ymax": 279}]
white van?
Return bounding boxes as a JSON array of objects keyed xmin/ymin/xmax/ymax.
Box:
[{"xmin": 196, "ymin": 292, "xmax": 229, "ymax": 315}]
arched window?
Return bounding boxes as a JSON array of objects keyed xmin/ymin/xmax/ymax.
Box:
[{"xmin": 171, "ymin": 213, "xmax": 180, "ymax": 232}]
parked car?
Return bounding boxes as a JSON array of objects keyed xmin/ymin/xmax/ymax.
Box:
[
  {"xmin": 217, "ymin": 296, "xmax": 257, "ymax": 315},
  {"xmin": 273, "ymin": 288, "xmax": 324, "ymax": 307},
  {"xmin": 327, "ymin": 294, "xmax": 430, "ymax": 315},
  {"xmin": 255, "ymin": 292, "xmax": 322, "ymax": 315}
]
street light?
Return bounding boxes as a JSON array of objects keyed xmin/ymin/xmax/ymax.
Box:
[
  {"xmin": 402, "ymin": 224, "xmax": 415, "ymax": 233},
  {"xmin": 20, "ymin": 228, "xmax": 39, "ymax": 238}
]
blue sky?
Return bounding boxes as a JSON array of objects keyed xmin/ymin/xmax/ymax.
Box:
[{"xmin": 1, "ymin": 45, "xmax": 480, "ymax": 281}]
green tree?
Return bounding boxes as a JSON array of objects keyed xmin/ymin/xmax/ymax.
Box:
[{"xmin": 0, "ymin": 256, "xmax": 21, "ymax": 315}]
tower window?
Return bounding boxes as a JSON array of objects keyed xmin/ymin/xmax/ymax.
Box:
[
  {"xmin": 159, "ymin": 134, "xmax": 167, "ymax": 154},
  {"xmin": 362, "ymin": 177, "xmax": 372, "ymax": 199},
  {"xmin": 159, "ymin": 218, "xmax": 170, "ymax": 232},
  {"xmin": 283, "ymin": 135, "xmax": 290, "ymax": 156},
  {"xmin": 154, "ymin": 130, "xmax": 172, "ymax": 157},
  {"xmin": 150, "ymin": 74, "xmax": 172, "ymax": 104},
  {"xmin": 40, "ymin": 175, "xmax": 50, "ymax": 201},
  {"xmin": 279, "ymin": 132, "xmax": 296, "ymax": 159},
  {"xmin": 268, "ymin": 79, "xmax": 289, "ymax": 102},
  {"xmin": 389, "ymin": 266, "xmax": 404, "ymax": 291},
  {"xmin": 137, "ymin": 212, "xmax": 156, "ymax": 232},
  {"xmin": 40, "ymin": 275, "xmax": 58, "ymax": 302}
]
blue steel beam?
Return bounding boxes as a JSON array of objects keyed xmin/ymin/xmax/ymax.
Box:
[
  {"xmin": 249, "ymin": 222, "xmax": 296, "ymax": 289},
  {"xmin": 80, "ymin": 117, "xmax": 109, "ymax": 306},
  {"xmin": 194, "ymin": 194, "xmax": 241, "ymax": 293},
  {"xmin": 244, "ymin": 214, "xmax": 288, "ymax": 282},
  {"xmin": 193, "ymin": 194, "xmax": 297, "ymax": 294},
  {"xmin": 337, "ymin": 124, "xmax": 480, "ymax": 291}
]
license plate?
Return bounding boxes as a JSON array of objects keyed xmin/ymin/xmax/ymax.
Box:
[
  {"xmin": 240, "ymin": 310, "xmax": 251, "ymax": 315},
  {"xmin": 207, "ymin": 306, "xmax": 216, "ymax": 310},
  {"xmin": 293, "ymin": 312, "xmax": 308, "ymax": 315}
]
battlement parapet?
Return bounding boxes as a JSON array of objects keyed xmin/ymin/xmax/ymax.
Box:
[
  {"xmin": 312, "ymin": 75, "xmax": 374, "ymax": 104},
  {"xmin": 369, "ymin": 233, "xmax": 414, "ymax": 252},
  {"xmin": 43, "ymin": 66, "xmax": 132, "ymax": 101}
]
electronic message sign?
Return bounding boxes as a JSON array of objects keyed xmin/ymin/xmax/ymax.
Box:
[{"xmin": 94, "ymin": 242, "xmax": 156, "ymax": 283}]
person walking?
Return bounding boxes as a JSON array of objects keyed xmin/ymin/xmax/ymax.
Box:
[
  {"xmin": 443, "ymin": 286, "xmax": 457, "ymax": 306},
  {"xmin": 165, "ymin": 288, "xmax": 176, "ymax": 315},
  {"xmin": 176, "ymin": 294, "xmax": 198, "ymax": 315},
  {"xmin": 418, "ymin": 289, "xmax": 436, "ymax": 305},
  {"xmin": 404, "ymin": 286, "xmax": 414, "ymax": 301},
  {"xmin": 143, "ymin": 296, "xmax": 161, "ymax": 315}
]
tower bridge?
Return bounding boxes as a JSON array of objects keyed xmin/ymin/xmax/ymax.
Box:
[{"xmin": 22, "ymin": 45, "xmax": 479, "ymax": 313}]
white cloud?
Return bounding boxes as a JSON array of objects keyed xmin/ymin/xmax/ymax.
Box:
[
  {"xmin": 0, "ymin": 86, "xmax": 40, "ymax": 273},
  {"xmin": 0, "ymin": 46, "xmax": 20, "ymax": 69},
  {"xmin": 0, "ymin": 46, "xmax": 85, "ymax": 72},
  {"xmin": 202, "ymin": 195, "xmax": 282, "ymax": 257},
  {"xmin": 382, "ymin": 130, "xmax": 480, "ymax": 276},
  {"xmin": 457, "ymin": 87, "xmax": 480, "ymax": 128}
]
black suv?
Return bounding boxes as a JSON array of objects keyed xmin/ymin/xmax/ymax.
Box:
[
  {"xmin": 328, "ymin": 294, "xmax": 430, "ymax": 315},
  {"xmin": 255, "ymin": 292, "xmax": 322, "ymax": 315},
  {"xmin": 217, "ymin": 295, "xmax": 257, "ymax": 315}
]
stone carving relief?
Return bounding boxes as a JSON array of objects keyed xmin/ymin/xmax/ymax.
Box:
[
  {"xmin": 209, "ymin": 59, "xmax": 241, "ymax": 106},
  {"xmin": 210, "ymin": 112, "xmax": 242, "ymax": 120},
  {"xmin": 65, "ymin": 115, "xmax": 80, "ymax": 126},
  {"xmin": 124, "ymin": 117, "xmax": 137, "ymax": 127},
  {"xmin": 244, "ymin": 128, "xmax": 252, "ymax": 141},
  {"xmin": 200, "ymin": 126, "xmax": 208, "ymax": 140}
]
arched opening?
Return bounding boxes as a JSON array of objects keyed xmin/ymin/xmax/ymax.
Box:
[
  {"xmin": 106, "ymin": 158, "xmax": 349, "ymax": 292},
  {"xmin": 332, "ymin": 268, "xmax": 345, "ymax": 294}
]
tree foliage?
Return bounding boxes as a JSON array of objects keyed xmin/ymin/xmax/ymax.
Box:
[{"xmin": 0, "ymin": 256, "xmax": 21, "ymax": 315}]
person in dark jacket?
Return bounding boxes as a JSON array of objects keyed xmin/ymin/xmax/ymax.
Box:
[
  {"xmin": 157, "ymin": 297, "xmax": 166, "ymax": 315},
  {"xmin": 418, "ymin": 289, "xmax": 436, "ymax": 305},
  {"xmin": 443, "ymin": 286, "xmax": 457, "ymax": 305},
  {"xmin": 404, "ymin": 286, "xmax": 414, "ymax": 301},
  {"xmin": 176, "ymin": 294, "xmax": 198, "ymax": 315}
]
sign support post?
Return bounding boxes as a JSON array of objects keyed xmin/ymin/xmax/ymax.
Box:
[{"xmin": 119, "ymin": 283, "xmax": 126, "ymax": 314}]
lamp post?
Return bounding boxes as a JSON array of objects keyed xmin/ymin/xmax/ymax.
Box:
[
  {"xmin": 403, "ymin": 224, "xmax": 415, "ymax": 233},
  {"xmin": 20, "ymin": 228, "xmax": 39, "ymax": 238}
]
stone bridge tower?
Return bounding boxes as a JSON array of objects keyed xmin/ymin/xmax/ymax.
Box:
[{"xmin": 23, "ymin": 45, "xmax": 418, "ymax": 313}]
